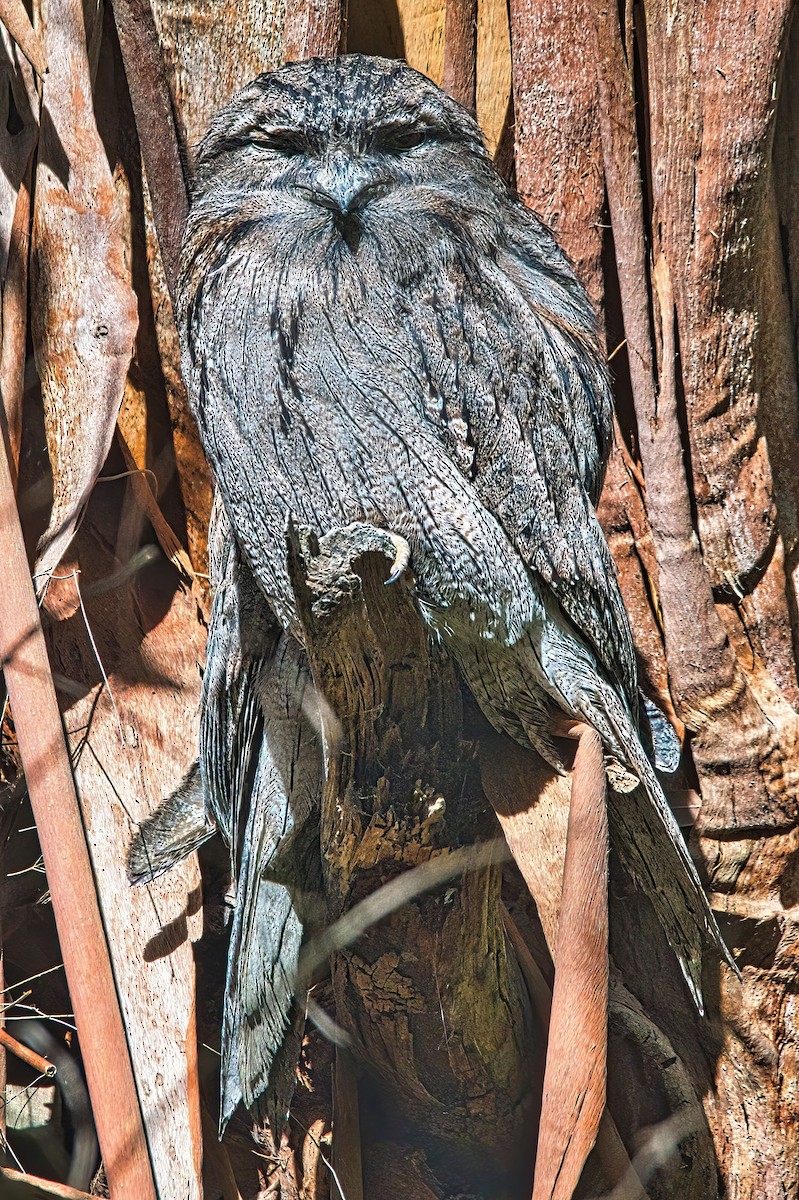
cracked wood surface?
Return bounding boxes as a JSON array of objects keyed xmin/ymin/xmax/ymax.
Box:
[{"xmin": 288, "ymin": 523, "xmax": 538, "ymax": 1198}]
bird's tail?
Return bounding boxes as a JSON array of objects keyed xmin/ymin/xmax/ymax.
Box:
[{"xmin": 220, "ymin": 779, "xmax": 321, "ymax": 1134}]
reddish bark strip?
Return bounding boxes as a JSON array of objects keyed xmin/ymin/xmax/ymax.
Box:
[
  {"xmin": 0, "ymin": 161, "xmax": 32, "ymax": 482},
  {"xmin": 0, "ymin": 1168, "xmax": 96, "ymax": 1199},
  {"xmin": 508, "ymin": 0, "xmax": 603, "ymax": 295},
  {"xmin": 284, "ymin": 0, "xmax": 343, "ymax": 61},
  {"xmin": 442, "ymin": 0, "xmax": 477, "ymax": 112},
  {"xmin": 110, "ymin": 0, "xmax": 189, "ymax": 297},
  {"xmin": 0, "ymin": 429, "xmax": 156, "ymax": 1198},
  {"xmin": 531, "ymin": 725, "xmax": 608, "ymax": 1200}
]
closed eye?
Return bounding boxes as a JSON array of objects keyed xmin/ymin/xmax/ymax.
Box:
[
  {"xmin": 370, "ymin": 123, "xmax": 430, "ymax": 153},
  {"xmin": 246, "ymin": 126, "xmax": 308, "ymax": 154}
]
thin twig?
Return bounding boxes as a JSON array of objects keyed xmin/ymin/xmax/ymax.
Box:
[
  {"xmin": 0, "ymin": 1166, "xmax": 96, "ymax": 1199},
  {"xmin": 0, "ymin": 1027, "xmax": 56, "ymax": 1077}
]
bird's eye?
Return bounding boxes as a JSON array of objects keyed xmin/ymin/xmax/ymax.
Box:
[
  {"xmin": 371, "ymin": 124, "xmax": 427, "ymax": 153},
  {"xmin": 247, "ymin": 127, "xmax": 306, "ymax": 155}
]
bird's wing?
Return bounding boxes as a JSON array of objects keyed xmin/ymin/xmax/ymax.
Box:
[
  {"xmin": 203, "ymin": 504, "xmax": 323, "ymax": 1132},
  {"xmin": 401, "ymin": 242, "xmax": 639, "ymax": 717}
]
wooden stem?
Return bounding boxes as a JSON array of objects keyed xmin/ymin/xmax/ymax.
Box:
[
  {"xmin": 0, "ymin": 1167, "xmax": 95, "ymax": 1199},
  {"xmin": 283, "ymin": 0, "xmax": 343, "ymax": 61},
  {"xmin": 531, "ymin": 724, "xmax": 609, "ymax": 1200},
  {"xmin": 0, "ymin": 427, "xmax": 156, "ymax": 1198}
]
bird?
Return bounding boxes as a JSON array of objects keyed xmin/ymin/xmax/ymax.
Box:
[{"xmin": 135, "ymin": 52, "xmax": 732, "ymax": 1129}]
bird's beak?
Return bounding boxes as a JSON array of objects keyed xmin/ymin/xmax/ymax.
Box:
[{"xmin": 300, "ymin": 153, "xmax": 388, "ymax": 216}]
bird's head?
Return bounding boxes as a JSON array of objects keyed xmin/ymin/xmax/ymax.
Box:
[{"xmin": 188, "ymin": 55, "xmax": 509, "ymax": 280}]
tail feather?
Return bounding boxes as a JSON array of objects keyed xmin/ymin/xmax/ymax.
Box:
[
  {"xmin": 215, "ymin": 630, "xmax": 323, "ymax": 1133},
  {"xmin": 127, "ymin": 761, "xmax": 216, "ymax": 885}
]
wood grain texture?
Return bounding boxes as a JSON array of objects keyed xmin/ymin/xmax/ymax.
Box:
[
  {"xmin": 442, "ymin": 0, "xmax": 477, "ymax": 110},
  {"xmin": 532, "ymin": 726, "xmax": 608, "ymax": 1200},
  {"xmin": 0, "ymin": 0, "xmax": 46, "ymax": 76},
  {"xmin": 149, "ymin": 0, "xmax": 286, "ymax": 151},
  {"xmin": 45, "ymin": 487, "xmax": 206, "ymax": 1200},
  {"xmin": 31, "ymin": 0, "xmax": 138, "ymax": 589},
  {"xmin": 110, "ymin": 0, "xmax": 188, "ymax": 296},
  {"xmin": 284, "ymin": 0, "xmax": 343, "ymax": 60},
  {"xmin": 509, "ymin": 0, "xmax": 604, "ymax": 300},
  {"xmin": 288, "ymin": 523, "xmax": 538, "ymax": 1197}
]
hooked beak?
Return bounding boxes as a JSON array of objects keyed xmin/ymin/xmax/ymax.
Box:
[{"xmin": 296, "ymin": 157, "xmax": 389, "ymax": 217}]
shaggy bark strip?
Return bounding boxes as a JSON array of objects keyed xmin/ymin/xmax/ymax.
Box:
[
  {"xmin": 442, "ymin": 0, "xmax": 477, "ymax": 111},
  {"xmin": 508, "ymin": 0, "xmax": 604, "ymax": 295},
  {"xmin": 31, "ymin": 0, "xmax": 138, "ymax": 589},
  {"xmin": 531, "ymin": 725, "xmax": 608, "ymax": 1200},
  {"xmin": 0, "ymin": 28, "xmax": 37, "ymax": 477},
  {"xmin": 110, "ymin": 0, "xmax": 188, "ymax": 296},
  {"xmin": 0, "ymin": 0, "xmax": 46, "ymax": 76}
]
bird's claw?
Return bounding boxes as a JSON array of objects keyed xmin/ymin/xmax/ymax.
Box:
[{"xmin": 384, "ymin": 532, "xmax": 412, "ymax": 585}]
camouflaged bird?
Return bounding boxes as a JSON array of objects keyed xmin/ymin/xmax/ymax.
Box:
[{"xmin": 132, "ymin": 53, "xmax": 731, "ymax": 1130}]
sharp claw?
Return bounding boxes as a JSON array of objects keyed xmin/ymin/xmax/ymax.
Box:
[{"xmin": 384, "ymin": 532, "xmax": 411, "ymax": 585}]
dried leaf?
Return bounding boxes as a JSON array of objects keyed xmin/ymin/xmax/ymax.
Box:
[{"xmin": 31, "ymin": 0, "xmax": 137, "ymax": 590}]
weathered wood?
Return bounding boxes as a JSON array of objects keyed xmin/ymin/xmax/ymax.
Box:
[
  {"xmin": 110, "ymin": 0, "xmax": 188, "ymax": 297},
  {"xmin": 43, "ymin": 484, "xmax": 206, "ymax": 1200},
  {"xmin": 508, "ymin": 0, "xmax": 604, "ymax": 300},
  {"xmin": 284, "ymin": 0, "xmax": 343, "ymax": 60},
  {"xmin": 287, "ymin": 523, "xmax": 537, "ymax": 1198},
  {"xmin": 31, "ymin": 0, "xmax": 138, "ymax": 589},
  {"xmin": 5, "ymin": 1, "xmax": 796, "ymax": 1195},
  {"xmin": 442, "ymin": 0, "xmax": 477, "ymax": 110}
]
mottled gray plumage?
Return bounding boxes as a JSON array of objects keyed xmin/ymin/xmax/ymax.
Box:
[
  {"xmin": 202, "ymin": 504, "xmax": 321, "ymax": 1132},
  {"xmin": 138, "ymin": 52, "xmax": 731, "ymax": 1124}
]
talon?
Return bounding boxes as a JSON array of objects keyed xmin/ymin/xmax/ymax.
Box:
[{"xmin": 384, "ymin": 532, "xmax": 412, "ymax": 585}]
